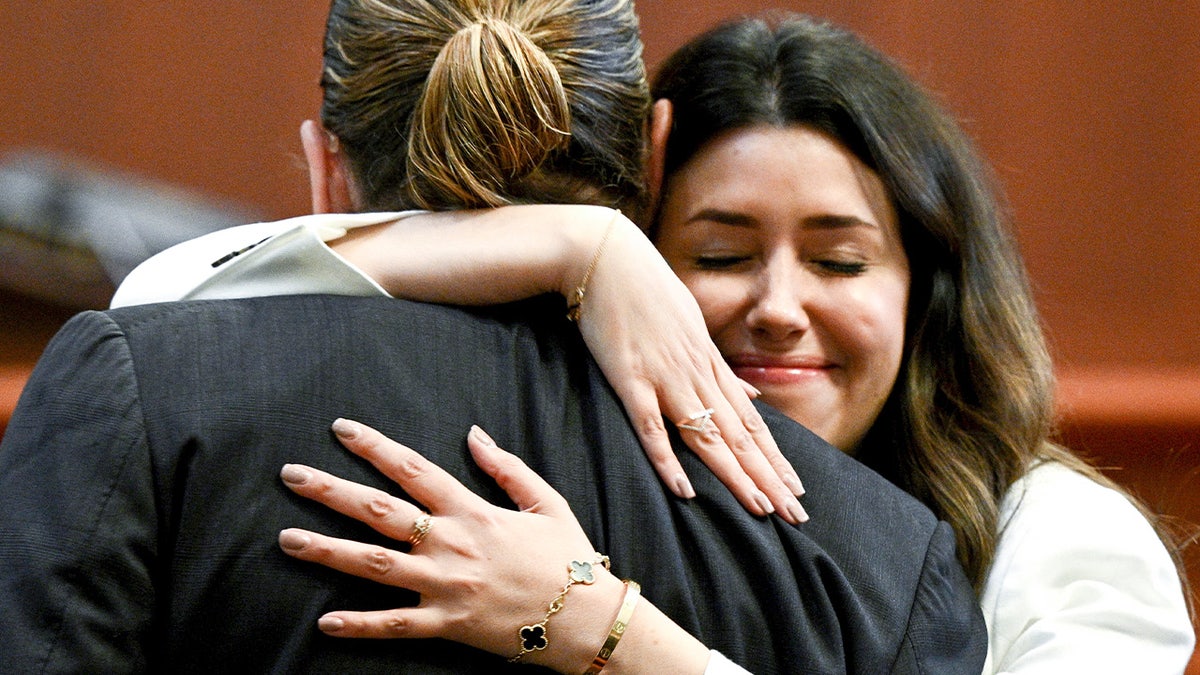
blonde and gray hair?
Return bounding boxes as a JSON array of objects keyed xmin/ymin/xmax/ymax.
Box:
[{"xmin": 319, "ymin": 0, "xmax": 649, "ymax": 215}]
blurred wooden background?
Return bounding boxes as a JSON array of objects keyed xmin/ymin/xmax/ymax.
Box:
[{"xmin": 2, "ymin": 2, "xmax": 1197, "ymax": 667}]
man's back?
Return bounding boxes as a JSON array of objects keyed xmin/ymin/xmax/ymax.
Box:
[{"xmin": 0, "ymin": 294, "xmax": 985, "ymax": 673}]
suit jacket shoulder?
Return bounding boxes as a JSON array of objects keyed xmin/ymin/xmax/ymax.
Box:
[{"xmin": 0, "ymin": 310, "xmax": 158, "ymax": 672}]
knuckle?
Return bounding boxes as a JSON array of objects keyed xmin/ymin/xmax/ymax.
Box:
[
  {"xmin": 439, "ymin": 529, "xmax": 493, "ymax": 569},
  {"xmin": 724, "ymin": 428, "xmax": 757, "ymax": 457},
  {"xmin": 440, "ymin": 608, "xmax": 475, "ymax": 642},
  {"xmin": 383, "ymin": 613, "xmax": 409, "ymax": 636},
  {"xmin": 739, "ymin": 408, "xmax": 769, "ymax": 435},
  {"xmin": 391, "ymin": 453, "xmax": 430, "ymax": 481},
  {"xmin": 304, "ymin": 473, "xmax": 334, "ymax": 496},
  {"xmin": 365, "ymin": 547, "xmax": 395, "ymax": 576},
  {"xmin": 637, "ymin": 413, "xmax": 668, "ymax": 439},
  {"xmin": 461, "ymin": 509, "xmax": 504, "ymax": 540},
  {"xmin": 456, "ymin": 573, "xmax": 488, "ymax": 597},
  {"xmin": 366, "ymin": 490, "xmax": 397, "ymax": 518},
  {"xmin": 682, "ymin": 435, "xmax": 719, "ymax": 456},
  {"xmin": 685, "ymin": 349, "xmax": 709, "ymax": 371}
]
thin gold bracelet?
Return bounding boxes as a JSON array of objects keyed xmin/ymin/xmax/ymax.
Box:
[
  {"xmin": 566, "ymin": 210, "xmax": 621, "ymax": 322},
  {"xmin": 583, "ymin": 580, "xmax": 641, "ymax": 674}
]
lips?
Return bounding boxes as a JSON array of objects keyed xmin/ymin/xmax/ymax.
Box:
[{"xmin": 728, "ymin": 354, "xmax": 835, "ymax": 385}]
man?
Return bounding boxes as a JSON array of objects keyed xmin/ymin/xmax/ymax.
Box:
[{"xmin": 0, "ymin": 1, "xmax": 985, "ymax": 671}]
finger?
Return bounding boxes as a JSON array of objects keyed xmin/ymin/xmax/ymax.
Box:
[
  {"xmin": 716, "ymin": 366, "xmax": 805, "ymax": 497},
  {"xmin": 317, "ymin": 608, "xmax": 445, "ymax": 640},
  {"xmin": 704, "ymin": 400, "xmax": 809, "ymax": 525},
  {"xmin": 739, "ymin": 378, "xmax": 762, "ymax": 400},
  {"xmin": 671, "ymin": 400, "xmax": 775, "ymax": 518},
  {"xmin": 700, "ymin": 357, "xmax": 808, "ymax": 523},
  {"xmin": 645, "ymin": 354, "xmax": 773, "ymax": 516},
  {"xmin": 330, "ymin": 418, "xmax": 486, "ymax": 514},
  {"xmin": 280, "ymin": 463, "xmax": 425, "ymax": 541},
  {"xmin": 278, "ymin": 528, "xmax": 433, "ymax": 592},
  {"xmin": 667, "ymin": 362, "xmax": 807, "ymax": 524},
  {"xmin": 464, "ymin": 425, "xmax": 573, "ymax": 517},
  {"xmin": 611, "ymin": 380, "xmax": 697, "ymax": 500}
]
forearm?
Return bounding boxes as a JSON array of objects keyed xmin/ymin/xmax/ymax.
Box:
[{"xmin": 331, "ymin": 204, "xmax": 629, "ymax": 305}]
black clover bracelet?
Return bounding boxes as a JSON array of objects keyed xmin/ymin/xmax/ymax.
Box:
[{"xmin": 508, "ymin": 554, "xmax": 611, "ymax": 663}]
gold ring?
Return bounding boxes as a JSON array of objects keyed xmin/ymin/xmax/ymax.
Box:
[{"xmin": 409, "ymin": 512, "xmax": 433, "ymax": 547}]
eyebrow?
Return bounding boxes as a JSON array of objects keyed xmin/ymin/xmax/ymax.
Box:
[
  {"xmin": 689, "ymin": 208, "xmax": 755, "ymax": 227},
  {"xmin": 689, "ymin": 209, "xmax": 878, "ymax": 230},
  {"xmin": 803, "ymin": 214, "xmax": 879, "ymax": 230}
]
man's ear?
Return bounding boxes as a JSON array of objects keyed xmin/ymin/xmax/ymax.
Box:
[
  {"xmin": 645, "ymin": 98, "xmax": 673, "ymax": 213},
  {"xmin": 300, "ymin": 119, "xmax": 357, "ymax": 214}
]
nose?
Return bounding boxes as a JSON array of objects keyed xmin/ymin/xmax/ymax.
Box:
[{"xmin": 745, "ymin": 256, "xmax": 809, "ymax": 342}]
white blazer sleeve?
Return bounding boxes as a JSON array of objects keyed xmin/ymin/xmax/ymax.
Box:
[
  {"xmin": 110, "ymin": 211, "xmax": 421, "ymax": 307},
  {"xmin": 980, "ymin": 462, "xmax": 1194, "ymax": 674},
  {"xmin": 705, "ymin": 650, "xmax": 753, "ymax": 674}
]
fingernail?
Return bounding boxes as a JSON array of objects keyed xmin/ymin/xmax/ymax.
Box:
[
  {"xmin": 739, "ymin": 378, "xmax": 762, "ymax": 398},
  {"xmin": 278, "ymin": 529, "xmax": 311, "ymax": 551},
  {"xmin": 280, "ymin": 464, "xmax": 311, "ymax": 485},
  {"xmin": 785, "ymin": 497, "xmax": 810, "ymax": 524},
  {"xmin": 753, "ymin": 490, "xmax": 775, "ymax": 515},
  {"xmin": 331, "ymin": 418, "xmax": 360, "ymax": 439},
  {"xmin": 470, "ymin": 425, "xmax": 496, "ymax": 447},
  {"xmin": 318, "ymin": 615, "xmax": 345, "ymax": 633},
  {"xmin": 673, "ymin": 472, "xmax": 696, "ymax": 499},
  {"xmin": 784, "ymin": 471, "xmax": 805, "ymax": 497}
]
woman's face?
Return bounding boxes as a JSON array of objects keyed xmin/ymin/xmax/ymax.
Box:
[{"xmin": 655, "ymin": 125, "xmax": 910, "ymax": 453}]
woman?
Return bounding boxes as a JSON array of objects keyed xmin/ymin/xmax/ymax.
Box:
[
  {"xmin": 642, "ymin": 17, "xmax": 1194, "ymax": 671},
  {"xmin": 115, "ymin": 10, "xmax": 1194, "ymax": 673}
]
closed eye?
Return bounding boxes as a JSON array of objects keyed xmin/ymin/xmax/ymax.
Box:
[
  {"xmin": 814, "ymin": 259, "xmax": 868, "ymax": 276},
  {"xmin": 695, "ymin": 254, "xmax": 753, "ymax": 270}
]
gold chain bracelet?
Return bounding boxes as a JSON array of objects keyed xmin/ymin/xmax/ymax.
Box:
[
  {"xmin": 508, "ymin": 554, "xmax": 611, "ymax": 663},
  {"xmin": 566, "ymin": 210, "xmax": 620, "ymax": 322}
]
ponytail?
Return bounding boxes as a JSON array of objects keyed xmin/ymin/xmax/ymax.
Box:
[
  {"xmin": 320, "ymin": 0, "xmax": 647, "ymax": 214},
  {"xmin": 407, "ymin": 17, "xmax": 572, "ymax": 208}
]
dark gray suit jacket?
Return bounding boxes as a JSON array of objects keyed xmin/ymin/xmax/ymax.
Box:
[{"xmin": 0, "ymin": 294, "xmax": 986, "ymax": 673}]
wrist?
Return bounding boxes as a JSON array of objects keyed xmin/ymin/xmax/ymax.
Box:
[
  {"xmin": 583, "ymin": 580, "xmax": 641, "ymax": 674},
  {"xmin": 526, "ymin": 569, "xmax": 626, "ymax": 673},
  {"xmin": 509, "ymin": 565, "xmax": 708, "ymax": 675},
  {"xmin": 599, "ymin": 599, "xmax": 709, "ymax": 675},
  {"xmin": 558, "ymin": 207, "xmax": 626, "ymax": 306}
]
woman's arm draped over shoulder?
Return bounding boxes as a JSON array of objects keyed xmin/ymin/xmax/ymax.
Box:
[
  {"xmin": 333, "ymin": 205, "xmax": 807, "ymax": 523},
  {"xmin": 331, "ymin": 204, "xmax": 609, "ymax": 306},
  {"xmin": 116, "ymin": 205, "xmax": 807, "ymax": 522}
]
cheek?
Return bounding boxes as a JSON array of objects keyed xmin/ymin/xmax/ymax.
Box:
[{"xmin": 851, "ymin": 279, "xmax": 909, "ymax": 377}]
